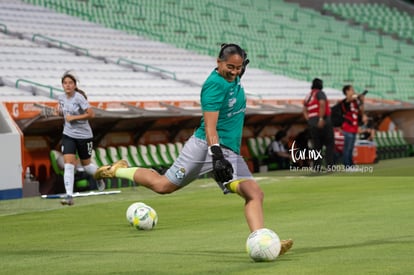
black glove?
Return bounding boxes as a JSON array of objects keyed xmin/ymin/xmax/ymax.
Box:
[{"xmin": 209, "ymin": 145, "xmax": 234, "ymax": 183}]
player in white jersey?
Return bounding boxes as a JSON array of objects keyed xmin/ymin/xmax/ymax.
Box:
[{"xmin": 58, "ymin": 72, "xmax": 104, "ymax": 205}]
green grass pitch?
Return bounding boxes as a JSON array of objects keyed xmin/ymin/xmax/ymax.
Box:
[{"xmin": 1, "ymin": 158, "xmax": 413, "ymax": 275}]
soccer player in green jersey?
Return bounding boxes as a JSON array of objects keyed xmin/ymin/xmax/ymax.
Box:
[{"xmin": 95, "ymin": 44, "xmax": 292, "ymax": 255}]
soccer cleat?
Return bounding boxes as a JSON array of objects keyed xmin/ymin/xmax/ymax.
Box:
[
  {"xmin": 279, "ymin": 239, "xmax": 293, "ymax": 256},
  {"xmin": 97, "ymin": 179, "xmax": 106, "ymax": 192},
  {"xmin": 60, "ymin": 196, "xmax": 74, "ymax": 206},
  {"xmin": 94, "ymin": 160, "xmax": 128, "ymax": 180}
]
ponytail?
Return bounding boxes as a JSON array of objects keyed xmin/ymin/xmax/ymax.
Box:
[{"xmin": 75, "ymin": 88, "xmax": 87, "ymax": 99}]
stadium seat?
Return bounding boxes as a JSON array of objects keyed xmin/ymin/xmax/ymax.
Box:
[
  {"xmin": 373, "ymin": 132, "xmax": 388, "ymax": 160},
  {"xmin": 167, "ymin": 143, "xmax": 179, "ymax": 161},
  {"xmin": 117, "ymin": 146, "xmax": 134, "ymax": 166},
  {"xmin": 395, "ymin": 130, "xmax": 412, "ymax": 157},
  {"xmin": 128, "ymin": 145, "xmax": 150, "ymax": 168},
  {"xmin": 137, "ymin": 144, "xmax": 159, "ymax": 169},
  {"xmin": 95, "ymin": 147, "xmax": 111, "ymax": 166},
  {"xmin": 389, "ymin": 130, "xmax": 410, "ymax": 157},
  {"xmin": 247, "ymin": 137, "xmax": 268, "ymax": 172},
  {"xmin": 49, "ymin": 150, "xmax": 64, "ymax": 176},
  {"xmin": 157, "ymin": 143, "xmax": 174, "ymax": 167},
  {"xmin": 147, "ymin": 144, "xmax": 166, "ymax": 168},
  {"xmin": 256, "ymin": 137, "xmax": 268, "ymax": 156},
  {"xmin": 5, "ymin": 0, "xmax": 414, "ymax": 102},
  {"xmin": 175, "ymin": 142, "xmax": 183, "ymax": 156},
  {"xmin": 106, "ymin": 146, "xmax": 120, "ymax": 163}
]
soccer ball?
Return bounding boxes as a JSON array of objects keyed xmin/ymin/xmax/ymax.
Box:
[
  {"xmin": 132, "ymin": 204, "xmax": 158, "ymax": 230},
  {"xmin": 126, "ymin": 202, "xmax": 146, "ymax": 226},
  {"xmin": 246, "ymin": 228, "xmax": 281, "ymax": 262}
]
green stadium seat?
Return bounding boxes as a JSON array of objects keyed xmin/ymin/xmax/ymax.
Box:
[
  {"xmin": 167, "ymin": 143, "xmax": 179, "ymax": 161},
  {"xmin": 22, "ymin": 0, "xmax": 414, "ymax": 102},
  {"xmin": 137, "ymin": 144, "xmax": 159, "ymax": 169},
  {"xmin": 117, "ymin": 146, "xmax": 134, "ymax": 167},
  {"xmin": 128, "ymin": 145, "xmax": 149, "ymax": 167},
  {"xmin": 147, "ymin": 144, "xmax": 166, "ymax": 168},
  {"xmin": 157, "ymin": 143, "xmax": 174, "ymax": 167},
  {"xmin": 95, "ymin": 147, "xmax": 111, "ymax": 166},
  {"xmin": 373, "ymin": 132, "xmax": 388, "ymax": 160},
  {"xmin": 385, "ymin": 131, "xmax": 404, "ymax": 158},
  {"xmin": 106, "ymin": 146, "xmax": 120, "ymax": 163},
  {"xmin": 247, "ymin": 137, "xmax": 269, "ymax": 172},
  {"xmin": 50, "ymin": 150, "xmax": 64, "ymax": 176},
  {"xmin": 393, "ymin": 130, "xmax": 410, "ymax": 157},
  {"xmin": 175, "ymin": 142, "xmax": 183, "ymax": 156}
]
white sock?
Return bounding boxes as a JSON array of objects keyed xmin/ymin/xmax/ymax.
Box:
[
  {"xmin": 83, "ymin": 163, "xmax": 98, "ymax": 176},
  {"xmin": 64, "ymin": 163, "xmax": 75, "ymax": 196}
]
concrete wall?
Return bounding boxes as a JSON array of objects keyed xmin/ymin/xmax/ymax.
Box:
[{"xmin": 0, "ymin": 103, "xmax": 23, "ymax": 200}]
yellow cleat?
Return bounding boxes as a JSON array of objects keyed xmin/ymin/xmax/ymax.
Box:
[
  {"xmin": 279, "ymin": 239, "xmax": 294, "ymax": 256},
  {"xmin": 94, "ymin": 160, "xmax": 128, "ymax": 180}
]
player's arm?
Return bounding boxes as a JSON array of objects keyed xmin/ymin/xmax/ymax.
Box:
[
  {"xmin": 318, "ymin": 99, "xmax": 326, "ymax": 119},
  {"xmin": 203, "ymin": 110, "xmax": 233, "ymax": 183},
  {"xmin": 316, "ymin": 91, "xmax": 327, "ymax": 128},
  {"xmin": 204, "ymin": 111, "xmax": 220, "ymax": 146},
  {"xmin": 65, "ymin": 107, "xmax": 95, "ymax": 122},
  {"xmin": 302, "ymin": 105, "xmax": 309, "ymax": 120}
]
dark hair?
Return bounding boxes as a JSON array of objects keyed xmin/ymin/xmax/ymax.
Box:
[
  {"xmin": 275, "ymin": 130, "xmax": 286, "ymax": 141},
  {"xmin": 61, "ymin": 73, "xmax": 87, "ymax": 99},
  {"xmin": 311, "ymin": 78, "xmax": 323, "ymax": 90},
  {"xmin": 342, "ymin": 84, "xmax": 352, "ymax": 95},
  {"xmin": 218, "ymin": 43, "xmax": 250, "ymax": 77},
  {"xmin": 218, "ymin": 43, "xmax": 246, "ymax": 60}
]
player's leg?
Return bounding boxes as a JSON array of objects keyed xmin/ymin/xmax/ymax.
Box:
[
  {"xmin": 323, "ymin": 124, "xmax": 335, "ymax": 168},
  {"xmin": 234, "ymin": 179, "xmax": 264, "ymax": 231},
  {"xmin": 95, "ymin": 136, "xmax": 208, "ymax": 194},
  {"xmin": 225, "ymin": 154, "xmax": 293, "ymax": 255},
  {"xmin": 61, "ymin": 135, "xmax": 77, "ymax": 205},
  {"xmin": 95, "ymin": 160, "xmax": 179, "ymax": 194},
  {"xmin": 229, "ymin": 179, "xmax": 293, "ymax": 255},
  {"xmin": 77, "ymin": 138, "xmax": 105, "ymax": 191}
]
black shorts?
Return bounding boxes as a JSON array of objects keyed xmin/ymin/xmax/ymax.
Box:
[{"xmin": 61, "ymin": 134, "xmax": 93, "ymax": 160}]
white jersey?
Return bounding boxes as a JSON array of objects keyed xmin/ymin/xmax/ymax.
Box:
[
  {"xmin": 58, "ymin": 92, "xmax": 93, "ymax": 139},
  {"xmin": 271, "ymin": 140, "xmax": 287, "ymax": 153}
]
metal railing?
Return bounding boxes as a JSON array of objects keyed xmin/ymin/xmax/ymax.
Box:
[
  {"xmin": 32, "ymin": 34, "xmax": 89, "ymax": 56},
  {"xmin": 116, "ymin": 58, "xmax": 177, "ymax": 80},
  {"xmin": 15, "ymin": 79, "xmax": 63, "ymax": 98},
  {"xmin": 0, "ymin": 22, "xmax": 7, "ymax": 33}
]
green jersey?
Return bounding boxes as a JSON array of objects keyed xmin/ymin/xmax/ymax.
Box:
[{"xmin": 194, "ymin": 70, "xmax": 246, "ymax": 154}]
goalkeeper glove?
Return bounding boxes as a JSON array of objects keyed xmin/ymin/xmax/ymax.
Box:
[{"xmin": 209, "ymin": 145, "xmax": 234, "ymax": 183}]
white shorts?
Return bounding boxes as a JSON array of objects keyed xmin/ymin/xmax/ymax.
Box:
[{"xmin": 164, "ymin": 135, "xmax": 253, "ymax": 191}]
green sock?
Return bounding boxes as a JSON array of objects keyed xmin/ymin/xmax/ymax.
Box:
[{"xmin": 115, "ymin": 168, "xmax": 138, "ymax": 181}]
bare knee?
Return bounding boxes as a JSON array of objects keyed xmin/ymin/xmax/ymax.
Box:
[
  {"xmin": 153, "ymin": 185, "xmax": 176, "ymax": 195},
  {"xmin": 239, "ymin": 180, "xmax": 264, "ymax": 202},
  {"xmin": 150, "ymin": 177, "xmax": 179, "ymax": 195}
]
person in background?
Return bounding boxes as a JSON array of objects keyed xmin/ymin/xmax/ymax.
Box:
[
  {"xmin": 303, "ymin": 78, "xmax": 335, "ymax": 171},
  {"xmin": 94, "ymin": 44, "xmax": 293, "ymax": 255},
  {"xmin": 359, "ymin": 114, "xmax": 375, "ymax": 142},
  {"xmin": 58, "ymin": 71, "xmax": 104, "ymax": 205},
  {"xmin": 341, "ymin": 85, "xmax": 364, "ymax": 170},
  {"xmin": 267, "ymin": 130, "xmax": 291, "ymax": 169}
]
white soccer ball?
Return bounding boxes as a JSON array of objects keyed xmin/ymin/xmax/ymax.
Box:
[
  {"xmin": 126, "ymin": 202, "xmax": 147, "ymax": 226},
  {"xmin": 132, "ymin": 204, "xmax": 158, "ymax": 230},
  {"xmin": 246, "ymin": 228, "xmax": 281, "ymax": 262}
]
